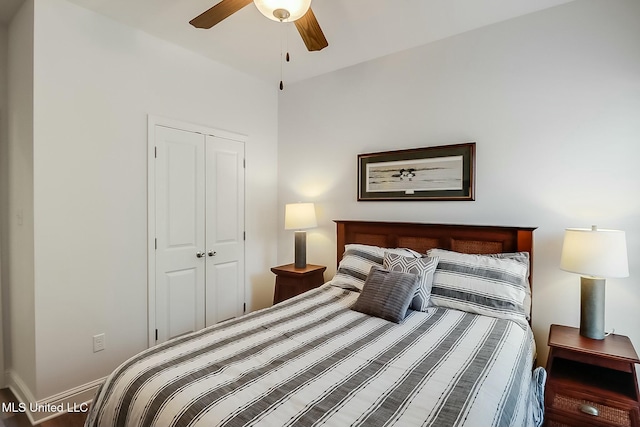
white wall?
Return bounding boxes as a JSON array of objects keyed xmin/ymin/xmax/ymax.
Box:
[
  {"xmin": 278, "ymin": 0, "xmax": 640, "ymax": 369},
  {"xmin": 6, "ymin": 0, "xmax": 36, "ymax": 397},
  {"xmin": 6, "ymin": 0, "xmax": 278, "ymax": 406}
]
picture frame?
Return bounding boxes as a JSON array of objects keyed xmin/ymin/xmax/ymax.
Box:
[{"xmin": 357, "ymin": 142, "xmax": 476, "ymax": 201}]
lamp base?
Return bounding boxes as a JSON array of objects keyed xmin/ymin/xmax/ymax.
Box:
[
  {"xmin": 294, "ymin": 231, "xmax": 307, "ymax": 269},
  {"xmin": 580, "ymin": 277, "xmax": 605, "ymax": 340}
]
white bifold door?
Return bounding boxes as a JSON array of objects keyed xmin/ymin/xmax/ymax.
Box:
[{"xmin": 153, "ymin": 125, "xmax": 245, "ymax": 344}]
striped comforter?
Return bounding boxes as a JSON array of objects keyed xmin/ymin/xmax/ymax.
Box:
[{"xmin": 87, "ymin": 284, "xmax": 542, "ymax": 427}]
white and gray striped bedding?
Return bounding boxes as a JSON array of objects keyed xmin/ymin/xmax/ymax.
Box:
[{"xmin": 87, "ymin": 284, "xmax": 542, "ymax": 427}]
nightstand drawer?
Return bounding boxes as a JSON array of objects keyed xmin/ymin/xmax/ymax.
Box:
[
  {"xmin": 547, "ymin": 389, "xmax": 639, "ymax": 427},
  {"xmin": 546, "ymin": 420, "xmax": 572, "ymax": 427}
]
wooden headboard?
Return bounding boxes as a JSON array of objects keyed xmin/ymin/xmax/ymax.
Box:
[{"xmin": 335, "ymin": 220, "xmax": 536, "ymax": 286}]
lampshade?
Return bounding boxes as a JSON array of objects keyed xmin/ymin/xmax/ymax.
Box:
[
  {"xmin": 253, "ymin": 0, "xmax": 312, "ymax": 22},
  {"xmin": 285, "ymin": 203, "xmax": 317, "ymax": 230},
  {"xmin": 560, "ymin": 226, "xmax": 629, "ymax": 278}
]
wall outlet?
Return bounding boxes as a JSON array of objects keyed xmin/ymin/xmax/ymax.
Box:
[{"xmin": 93, "ymin": 333, "xmax": 105, "ymax": 353}]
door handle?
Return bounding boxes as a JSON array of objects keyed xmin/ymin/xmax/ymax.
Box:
[
  {"xmin": 208, "ymin": 250, "xmax": 217, "ymax": 257},
  {"xmin": 196, "ymin": 252, "xmax": 205, "ymax": 258}
]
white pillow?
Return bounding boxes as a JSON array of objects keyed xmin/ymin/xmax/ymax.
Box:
[
  {"xmin": 487, "ymin": 252, "xmax": 531, "ymax": 320},
  {"xmin": 427, "ymin": 248, "xmax": 528, "ymax": 323},
  {"xmin": 332, "ymin": 244, "xmax": 421, "ymax": 291}
]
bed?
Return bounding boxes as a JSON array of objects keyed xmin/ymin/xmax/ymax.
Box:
[{"xmin": 86, "ymin": 221, "xmax": 545, "ymax": 427}]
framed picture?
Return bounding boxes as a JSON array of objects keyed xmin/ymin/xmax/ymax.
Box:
[{"xmin": 358, "ymin": 142, "xmax": 475, "ymax": 201}]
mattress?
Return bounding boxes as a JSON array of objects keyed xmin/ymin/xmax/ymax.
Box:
[{"xmin": 86, "ymin": 284, "xmax": 543, "ymax": 427}]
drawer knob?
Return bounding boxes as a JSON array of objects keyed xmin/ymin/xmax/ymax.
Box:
[{"xmin": 579, "ymin": 403, "xmax": 599, "ymax": 417}]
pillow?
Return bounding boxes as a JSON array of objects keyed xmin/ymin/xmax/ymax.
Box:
[
  {"xmin": 351, "ymin": 266, "xmax": 421, "ymax": 323},
  {"xmin": 488, "ymin": 252, "xmax": 532, "ymax": 320},
  {"xmin": 383, "ymin": 253, "xmax": 439, "ymax": 312},
  {"xmin": 427, "ymin": 248, "xmax": 528, "ymax": 323},
  {"xmin": 332, "ymin": 244, "xmax": 421, "ymax": 291}
]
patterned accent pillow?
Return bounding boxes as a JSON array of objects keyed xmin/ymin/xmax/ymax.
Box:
[
  {"xmin": 352, "ymin": 266, "xmax": 421, "ymax": 323},
  {"xmin": 332, "ymin": 244, "xmax": 421, "ymax": 291},
  {"xmin": 427, "ymin": 248, "xmax": 528, "ymax": 323},
  {"xmin": 383, "ymin": 253, "xmax": 439, "ymax": 312}
]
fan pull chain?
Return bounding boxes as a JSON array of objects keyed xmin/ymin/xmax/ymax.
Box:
[
  {"xmin": 286, "ymin": 25, "xmax": 290, "ymax": 63},
  {"xmin": 279, "ymin": 22, "xmax": 290, "ymax": 91},
  {"xmin": 279, "ymin": 33, "xmax": 283, "ymax": 89}
]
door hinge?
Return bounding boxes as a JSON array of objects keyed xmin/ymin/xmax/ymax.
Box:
[
  {"xmin": 155, "ymin": 238, "xmax": 157, "ymax": 250},
  {"xmin": 243, "ymin": 231, "xmax": 246, "ymax": 241},
  {"xmin": 243, "ymin": 303, "xmax": 246, "ymax": 313},
  {"xmin": 243, "ymin": 158, "xmax": 245, "ymax": 168},
  {"xmin": 154, "ymin": 146, "xmax": 157, "ymax": 158},
  {"xmin": 155, "ymin": 329, "xmax": 158, "ymax": 341}
]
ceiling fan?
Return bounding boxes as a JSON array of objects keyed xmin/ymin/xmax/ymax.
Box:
[{"xmin": 189, "ymin": 0, "xmax": 329, "ymax": 52}]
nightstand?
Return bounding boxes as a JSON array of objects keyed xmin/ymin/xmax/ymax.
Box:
[
  {"xmin": 271, "ymin": 264, "xmax": 326, "ymax": 304},
  {"xmin": 545, "ymin": 324, "xmax": 640, "ymax": 427}
]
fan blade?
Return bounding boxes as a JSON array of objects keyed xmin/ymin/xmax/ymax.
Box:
[
  {"xmin": 294, "ymin": 8, "xmax": 328, "ymax": 51},
  {"xmin": 190, "ymin": 0, "xmax": 253, "ymax": 29}
]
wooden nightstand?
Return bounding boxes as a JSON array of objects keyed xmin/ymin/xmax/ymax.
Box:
[
  {"xmin": 545, "ymin": 324, "xmax": 640, "ymax": 427},
  {"xmin": 271, "ymin": 264, "xmax": 326, "ymax": 304}
]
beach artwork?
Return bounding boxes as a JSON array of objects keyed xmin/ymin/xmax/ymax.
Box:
[
  {"xmin": 366, "ymin": 156, "xmax": 463, "ymax": 193},
  {"xmin": 357, "ymin": 142, "xmax": 475, "ymax": 201}
]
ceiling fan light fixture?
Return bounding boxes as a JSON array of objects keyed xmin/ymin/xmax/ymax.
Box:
[{"xmin": 253, "ymin": 0, "xmax": 312, "ymax": 22}]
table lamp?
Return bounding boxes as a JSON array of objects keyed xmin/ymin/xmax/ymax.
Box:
[
  {"xmin": 560, "ymin": 225, "xmax": 629, "ymax": 339},
  {"xmin": 285, "ymin": 203, "xmax": 317, "ymax": 269}
]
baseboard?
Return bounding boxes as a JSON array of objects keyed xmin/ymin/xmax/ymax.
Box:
[
  {"xmin": 5, "ymin": 369, "xmax": 38, "ymax": 424},
  {"xmin": 5, "ymin": 369, "xmax": 104, "ymax": 424}
]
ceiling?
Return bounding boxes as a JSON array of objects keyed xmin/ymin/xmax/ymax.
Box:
[{"xmin": 4, "ymin": 0, "xmax": 574, "ymax": 84}]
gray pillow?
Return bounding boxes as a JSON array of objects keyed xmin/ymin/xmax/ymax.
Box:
[
  {"xmin": 352, "ymin": 266, "xmax": 421, "ymax": 323},
  {"xmin": 383, "ymin": 252, "xmax": 439, "ymax": 312}
]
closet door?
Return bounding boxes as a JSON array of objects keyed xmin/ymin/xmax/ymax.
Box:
[
  {"xmin": 154, "ymin": 126, "xmax": 206, "ymax": 342},
  {"xmin": 205, "ymin": 136, "xmax": 245, "ymax": 326},
  {"xmin": 151, "ymin": 121, "xmax": 246, "ymax": 345}
]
